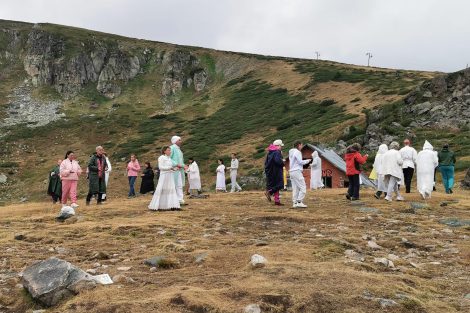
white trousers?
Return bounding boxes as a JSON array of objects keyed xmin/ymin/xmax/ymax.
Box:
[
  {"xmin": 290, "ymin": 170, "xmax": 306, "ymax": 203},
  {"xmin": 230, "ymin": 170, "xmax": 242, "ymax": 192},
  {"xmin": 102, "ymin": 172, "xmax": 110, "ymax": 200},
  {"xmin": 175, "ymin": 172, "xmax": 184, "ymax": 202},
  {"xmin": 385, "ymin": 175, "xmax": 401, "ymax": 198}
]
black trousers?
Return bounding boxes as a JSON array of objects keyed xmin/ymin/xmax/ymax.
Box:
[
  {"xmin": 347, "ymin": 174, "xmax": 360, "ymax": 199},
  {"xmin": 403, "ymin": 167, "xmax": 414, "ymax": 193},
  {"xmin": 86, "ymin": 178, "xmax": 103, "ymax": 203}
]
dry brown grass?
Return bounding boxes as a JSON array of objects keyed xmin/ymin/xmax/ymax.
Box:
[{"xmin": 0, "ymin": 188, "xmax": 469, "ymax": 312}]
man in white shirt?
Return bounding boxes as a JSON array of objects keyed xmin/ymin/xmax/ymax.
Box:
[
  {"xmin": 228, "ymin": 153, "xmax": 242, "ymax": 193},
  {"xmin": 289, "ymin": 141, "xmax": 312, "ymax": 208},
  {"xmin": 399, "ymin": 139, "xmax": 417, "ymax": 193}
]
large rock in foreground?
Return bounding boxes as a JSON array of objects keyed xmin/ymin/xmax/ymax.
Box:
[{"xmin": 21, "ymin": 257, "xmax": 96, "ymax": 307}]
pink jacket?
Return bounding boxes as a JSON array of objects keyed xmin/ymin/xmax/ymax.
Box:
[
  {"xmin": 127, "ymin": 160, "xmax": 141, "ymax": 176},
  {"xmin": 60, "ymin": 159, "xmax": 82, "ymax": 181}
]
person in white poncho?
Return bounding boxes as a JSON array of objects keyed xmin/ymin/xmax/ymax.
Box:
[
  {"xmin": 186, "ymin": 157, "xmax": 201, "ymax": 196},
  {"xmin": 309, "ymin": 151, "xmax": 324, "ymax": 190},
  {"xmin": 373, "ymin": 144, "xmax": 388, "ymax": 199},
  {"xmin": 148, "ymin": 146, "xmax": 181, "ymax": 211},
  {"xmin": 416, "ymin": 140, "xmax": 439, "ymax": 200},
  {"xmin": 382, "ymin": 141, "xmax": 404, "ymax": 202}
]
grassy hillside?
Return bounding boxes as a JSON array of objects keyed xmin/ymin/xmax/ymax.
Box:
[{"xmin": 0, "ymin": 19, "xmax": 454, "ymax": 202}]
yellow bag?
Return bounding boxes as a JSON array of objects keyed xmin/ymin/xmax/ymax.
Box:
[{"xmin": 369, "ymin": 167, "xmax": 377, "ymax": 180}]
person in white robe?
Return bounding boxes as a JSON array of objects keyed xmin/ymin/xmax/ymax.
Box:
[
  {"xmin": 101, "ymin": 153, "xmax": 112, "ymax": 201},
  {"xmin": 148, "ymin": 146, "xmax": 181, "ymax": 211},
  {"xmin": 215, "ymin": 159, "xmax": 226, "ymax": 192},
  {"xmin": 373, "ymin": 144, "xmax": 388, "ymax": 199},
  {"xmin": 382, "ymin": 141, "xmax": 404, "ymax": 202},
  {"xmin": 170, "ymin": 135, "xmax": 185, "ymax": 205},
  {"xmin": 310, "ymin": 151, "xmax": 324, "ymax": 190},
  {"xmin": 417, "ymin": 140, "xmax": 439, "ymax": 200},
  {"xmin": 228, "ymin": 153, "xmax": 242, "ymax": 192},
  {"xmin": 186, "ymin": 158, "xmax": 201, "ymax": 196}
]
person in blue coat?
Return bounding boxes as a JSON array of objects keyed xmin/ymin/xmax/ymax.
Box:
[{"xmin": 264, "ymin": 139, "xmax": 285, "ymax": 205}]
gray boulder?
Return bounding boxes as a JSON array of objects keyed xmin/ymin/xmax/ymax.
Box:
[
  {"xmin": 21, "ymin": 257, "xmax": 96, "ymax": 307},
  {"xmin": 0, "ymin": 173, "xmax": 7, "ymax": 184}
]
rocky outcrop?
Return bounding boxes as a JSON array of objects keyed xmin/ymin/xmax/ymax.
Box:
[
  {"xmin": 404, "ymin": 69, "xmax": 470, "ymax": 129},
  {"xmin": 160, "ymin": 50, "xmax": 208, "ymax": 111},
  {"xmin": 23, "ymin": 29, "xmax": 143, "ymax": 99}
]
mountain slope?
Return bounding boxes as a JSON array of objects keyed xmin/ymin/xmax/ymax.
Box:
[{"xmin": 1, "ymin": 19, "xmax": 465, "ymax": 202}]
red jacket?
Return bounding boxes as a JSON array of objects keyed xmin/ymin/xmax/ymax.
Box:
[{"xmin": 345, "ymin": 151, "xmax": 368, "ymax": 175}]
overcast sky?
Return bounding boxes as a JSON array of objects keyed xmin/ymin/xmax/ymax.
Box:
[{"xmin": 1, "ymin": 0, "xmax": 469, "ymax": 72}]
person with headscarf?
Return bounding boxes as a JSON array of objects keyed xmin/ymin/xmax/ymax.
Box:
[
  {"xmin": 417, "ymin": 140, "xmax": 439, "ymax": 199},
  {"xmin": 264, "ymin": 139, "xmax": 285, "ymax": 206},
  {"xmin": 344, "ymin": 143, "xmax": 368, "ymax": 201},
  {"xmin": 140, "ymin": 162, "xmax": 155, "ymax": 194},
  {"xmin": 170, "ymin": 135, "xmax": 185, "ymax": 204},
  {"xmin": 400, "ymin": 139, "xmax": 418, "ymax": 193},
  {"xmin": 310, "ymin": 151, "xmax": 324, "ymax": 190},
  {"xmin": 47, "ymin": 159, "xmax": 63, "ymax": 204},
  {"xmin": 373, "ymin": 144, "xmax": 388, "ymax": 199},
  {"xmin": 148, "ymin": 146, "xmax": 180, "ymax": 211},
  {"xmin": 186, "ymin": 157, "xmax": 201, "ymax": 196},
  {"xmin": 438, "ymin": 143, "xmax": 457, "ymax": 194},
  {"xmin": 382, "ymin": 141, "xmax": 404, "ymax": 201}
]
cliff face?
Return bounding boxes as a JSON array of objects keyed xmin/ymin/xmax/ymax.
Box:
[{"xmin": 2, "ymin": 23, "xmax": 209, "ymax": 101}]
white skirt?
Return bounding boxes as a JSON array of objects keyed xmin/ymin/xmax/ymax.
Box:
[
  {"xmin": 216, "ymin": 172, "xmax": 226, "ymax": 190},
  {"xmin": 148, "ymin": 171, "xmax": 180, "ymax": 210}
]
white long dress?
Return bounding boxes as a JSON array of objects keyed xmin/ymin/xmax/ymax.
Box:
[
  {"xmin": 310, "ymin": 151, "xmax": 324, "ymax": 189},
  {"xmin": 417, "ymin": 141, "xmax": 439, "ymax": 199},
  {"xmin": 373, "ymin": 144, "xmax": 388, "ymax": 192},
  {"xmin": 102, "ymin": 156, "xmax": 112, "ymax": 200},
  {"xmin": 187, "ymin": 162, "xmax": 201, "ymax": 190},
  {"xmin": 216, "ymin": 164, "xmax": 226, "ymax": 191},
  {"xmin": 148, "ymin": 155, "xmax": 180, "ymax": 210}
]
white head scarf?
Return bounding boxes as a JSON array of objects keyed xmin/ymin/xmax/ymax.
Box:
[
  {"xmin": 312, "ymin": 151, "xmax": 319, "ymax": 159},
  {"xmin": 171, "ymin": 136, "xmax": 181, "ymax": 144},
  {"xmin": 378, "ymin": 144, "xmax": 388, "ymax": 155},
  {"xmin": 423, "ymin": 140, "xmax": 433, "ymax": 151}
]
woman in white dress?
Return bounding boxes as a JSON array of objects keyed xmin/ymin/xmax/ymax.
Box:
[
  {"xmin": 310, "ymin": 151, "xmax": 324, "ymax": 190},
  {"xmin": 417, "ymin": 140, "xmax": 439, "ymax": 200},
  {"xmin": 148, "ymin": 146, "xmax": 181, "ymax": 211},
  {"xmin": 186, "ymin": 157, "xmax": 201, "ymax": 196},
  {"xmin": 215, "ymin": 159, "xmax": 226, "ymax": 192},
  {"xmin": 373, "ymin": 144, "xmax": 388, "ymax": 199},
  {"xmin": 102, "ymin": 152, "xmax": 112, "ymax": 201}
]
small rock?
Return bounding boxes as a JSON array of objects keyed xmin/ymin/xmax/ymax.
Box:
[
  {"xmin": 112, "ymin": 274, "xmax": 135, "ymax": 284},
  {"xmin": 93, "ymin": 251, "xmax": 109, "ymax": 260},
  {"xmin": 93, "ymin": 262, "xmax": 101, "ymax": 268},
  {"xmin": 378, "ymin": 298, "xmax": 398, "ymax": 308},
  {"xmin": 309, "ymin": 228, "xmax": 317, "ymax": 232},
  {"xmin": 195, "ymin": 253, "xmax": 208, "ymax": 264},
  {"xmin": 410, "ymin": 202, "xmax": 428, "ymax": 210},
  {"xmin": 108, "ymin": 258, "xmax": 120, "ymax": 264},
  {"xmin": 344, "ymin": 249, "xmax": 365, "ymax": 262},
  {"xmin": 250, "ymin": 254, "xmax": 267, "ymax": 268},
  {"xmin": 32, "ymin": 310, "xmax": 47, "ymax": 313},
  {"xmin": 387, "ymin": 254, "xmax": 400, "ymax": 261},
  {"xmin": 244, "ymin": 303, "xmax": 261, "ymax": 313},
  {"xmin": 410, "ymin": 262, "xmax": 420, "ymax": 268},
  {"xmin": 367, "ymin": 240, "xmax": 382, "ymax": 250},
  {"xmin": 14, "ymin": 234, "xmax": 25, "ymax": 241},
  {"xmin": 374, "ymin": 257, "xmax": 395, "ymax": 268},
  {"xmin": 150, "ymin": 267, "xmax": 157, "ymax": 272},
  {"xmin": 255, "ymin": 240, "xmax": 269, "ymax": 246},
  {"xmin": 117, "ymin": 266, "xmax": 131, "ymax": 271},
  {"xmin": 86, "ymin": 269, "xmax": 97, "ymax": 275}
]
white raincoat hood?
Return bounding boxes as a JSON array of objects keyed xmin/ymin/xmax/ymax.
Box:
[
  {"xmin": 378, "ymin": 144, "xmax": 388, "ymax": 155},
  {"xmin": 423, "ymin": 140, "xmax": 433, "ymax": 151}
]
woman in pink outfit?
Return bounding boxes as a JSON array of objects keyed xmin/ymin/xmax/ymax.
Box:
[
  {"xmin": 59, "ymin": 151, "xmax": 82, "ymax": 208},
  {"xmin": 127, "ymin": 154, "xmax": 141, "ymax": 198}
]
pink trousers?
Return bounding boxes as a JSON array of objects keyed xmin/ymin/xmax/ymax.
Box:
[{"xmin": 61, "ymin": 180, "xmax": 78, "ymax": 204}]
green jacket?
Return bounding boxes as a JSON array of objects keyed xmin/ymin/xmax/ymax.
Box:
[
  {"xmin": 47, "ymin": 165, "xmax": 62, "ymax": 197},
  {"xmin": 438, "ymin": 148, "xmax": 456, "ymax": 166},
  {"xmin": 88, "ymin": 153, "xmax": 107, "ymax": 194}
]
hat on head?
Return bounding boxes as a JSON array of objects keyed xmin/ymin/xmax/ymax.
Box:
[
  {"xmin": 273, "ymin": 139, "xmax": 284, "ymax": 147},
  {"xmin": 171, "ymin": 136, "xmax": 181, "ymax": 144}
]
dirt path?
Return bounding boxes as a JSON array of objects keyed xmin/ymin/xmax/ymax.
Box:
[{"xmin": 0, "ymin": 189, "xmax": 469, "ymax": 312}]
